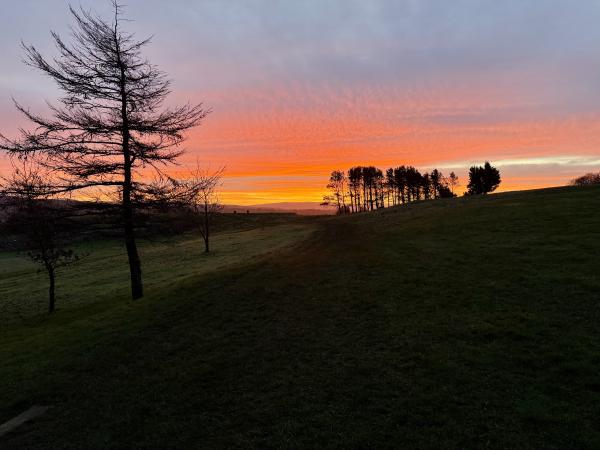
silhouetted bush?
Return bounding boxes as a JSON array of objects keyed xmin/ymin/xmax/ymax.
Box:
[{"xmin": 571, "ymin": 172, "xmax": 600, "ymax": 186}]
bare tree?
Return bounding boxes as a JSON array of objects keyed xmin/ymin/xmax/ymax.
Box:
[
  {"xmin": 323, "ymin": 170, "xmax": 348, "ymax": 214},
  {"xmin": 448, "ymin": 172, "xmax": 460, "ymax": 195},
  {"xmin": 180, "ymin": 166, "xmax": 224, "ymax": 253},
  {"xmin": 0, "ymin": 163, "xmax": 80, "ymax": 314},
  {"xmin": 0, "ymin": 2, "xmax": 209, "ymax": 299},
  {"xmin": 347, "ymin": 167, "xmax": 362, "ymax": 212}
]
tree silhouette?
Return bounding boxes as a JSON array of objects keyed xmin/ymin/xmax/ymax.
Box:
[
  {"xmin": 385, "ymin": 168, "xmax": 396, "ymax": 206},
  {"xmin": 347, "ymin": 167, "xmax": 363, "ymax": 213},
  {"xmin": 0, "ymin": 2, "xmax": 209, "ymax": 299},
  {"xmin": 422, "ymin": 172, "xmax": 432, "ymax": 200},
  {"xmin": 447, "ymin": 172, "xmax": 460, "ymax": 195},
  {"xmin": 437, "ymin": 184, "xmax": 455, "ymax": 198},
  {"xmin": 466, "ymin": 162, "xmax": 501, "ymax": 195},
  {"xmin": 324, "ymin": 170, "xmax": 348, "ymax": 214},
  {"xmin": 571, "ymin": 172, "xmax": 600, "ymax": 186},
  {"xmin": 325, "ymin": 164, "xmax": 460, "ymax": 213},
  {"xmin": 183, "ymin": 166, "xmax": 224, "ymax": 253},
  {"xmin": 393, "ymin": 166, "xmax": 407, "ymax": 204},
  {"xmin": 0, "ymin": 163, "xmax": 80, "ymax": 314},
  {"xmin": 430, "ymin": 169, "xmax": 442, "ymax": 199},
  {"xmin": 359, "ymin": 166, "xmax": 384, "ymax": 210}
]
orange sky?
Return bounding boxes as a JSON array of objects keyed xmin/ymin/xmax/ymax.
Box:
[
  {"xmin": 169, "ymin": 82, "xmax": 600, "ymax": 204},
  {"xmin": 1, "ymin": 1, "xmax": 600, "ymax": 205}
]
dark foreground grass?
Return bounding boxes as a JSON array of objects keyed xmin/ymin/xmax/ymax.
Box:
[{"xmin": 1, "ymin": 185, "xmax": 599, "ymax": 448}]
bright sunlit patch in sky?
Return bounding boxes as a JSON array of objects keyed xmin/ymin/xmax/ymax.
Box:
[{"xmin": 1, "ymin": 0, "xmax": 600, "ymax": 204}]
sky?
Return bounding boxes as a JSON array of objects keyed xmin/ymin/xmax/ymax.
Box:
[{"xmin": 1, "ymin": 0, "xmax": 599, "ymax": 204}]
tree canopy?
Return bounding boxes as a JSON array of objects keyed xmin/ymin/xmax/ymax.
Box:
[{"xmin": 466, "ymin": 162, "xmax": 501, "ymax": 195}]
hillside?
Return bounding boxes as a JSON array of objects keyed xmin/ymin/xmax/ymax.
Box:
[{"xmin": 1, "ymin": 185, "xmax": 599, "ymax": 448}]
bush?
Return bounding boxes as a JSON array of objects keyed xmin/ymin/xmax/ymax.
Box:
[{"xmin": 571, "ymin": 172, "xmax": 600, "ymax": 186}]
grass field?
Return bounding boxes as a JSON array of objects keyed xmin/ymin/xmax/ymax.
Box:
[
  {"xmin": 1, "ymin": 185, "xmax": 599, "ymax": 448},
  {"xmin": 0, "ymin": 214, "xmax": 310, "ymax": 325}
]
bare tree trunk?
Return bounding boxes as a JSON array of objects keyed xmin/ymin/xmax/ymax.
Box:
[
  {"xmin": 119, "ymin": 60, "xmax": 143, "ymax": 300},
  {"xmin": 47, "ymin": 265, "xmax": 55, "ymax": 314},
  {"xmin": 203, "ymin": 202, "xmax": 210, "ymax": 253},
  {"xmin": 123, "ymin": 188, "xmax": 143, "ymax": 299},
  {"xmin": 122, "ymin": 149, "xmax": 143, "ymax": 298}
]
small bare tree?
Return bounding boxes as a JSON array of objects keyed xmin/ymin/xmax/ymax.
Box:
[
  {"xmin": 0, "ymin": 2, "xmax": 209, "ymax": 299},
  {"xmin": 323, "ymin": 170, "xmax": 348, "ymax": 214},
  {"xmin": 0, "ymin": 164, "xmax": 80, "ymax": 314},
  {"xmin": 448, "ymin": 172, "xmax": 460, "ymax": 195},
  {"xmin": 178, "ymin": 166, "xmax": 224, "ymax": 253}
]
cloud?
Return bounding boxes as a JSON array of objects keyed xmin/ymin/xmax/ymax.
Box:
[{"xmin": 1, "ymin": 0, "xmax": 600, "ymax": 203}]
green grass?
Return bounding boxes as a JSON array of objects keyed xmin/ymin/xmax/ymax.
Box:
[
  {"xmin": 1, "ymin": 185, "xmax": 599, "ymax": 448},
  {"xmin": 0, "ymin": 219, "xmax": 313, "ymax": 325}
]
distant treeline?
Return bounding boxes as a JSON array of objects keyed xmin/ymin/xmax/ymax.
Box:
[
  {"xmin": 571, "ymin": 172, "xmax": 600, "ymax": 186},
  {"xmin": 324, "ymin": 166, "xmax": 459, "ymax": 214},
  {"xmin": 324, "ymin": 162, "xmax": 501, "ymax": 214}
]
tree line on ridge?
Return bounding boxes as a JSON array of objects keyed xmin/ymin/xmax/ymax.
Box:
[{"xmin": 324, "ymin": 162, "xmax": 501, "ymax": 214}]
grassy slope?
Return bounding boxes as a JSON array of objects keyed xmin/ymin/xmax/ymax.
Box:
[
  {"xmin": 1, "ymin": 186, "xmax": 599, "ymax": 448},
  {"xmin": 0, "ymin": 216, "xmax": 309, "ymax": 325}
]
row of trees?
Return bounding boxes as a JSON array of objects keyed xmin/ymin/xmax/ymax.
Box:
[
  {"xmin": 0, "ymin": 2, "xmax": 221, "ymax": 313},
  {"xmin": 324, "ymin": 162, "xmax": 501, "ymax": 213},
  {"xmin": 324, "ymin": 166, "xmax": 460, "ymax": 213}
]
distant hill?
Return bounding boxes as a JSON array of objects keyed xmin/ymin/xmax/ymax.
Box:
[
  {"xmin": 0, "ymin": 197, "xmax": 335, "ymax": 216},
  {"xmin": 222, "ymin": 202, "xmax": 335, "ymax": 215}
]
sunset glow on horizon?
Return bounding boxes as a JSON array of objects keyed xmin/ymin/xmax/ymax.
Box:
[{"xmin": 1, "ymin": 0, "xmax": 599, "ymax": 205}]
